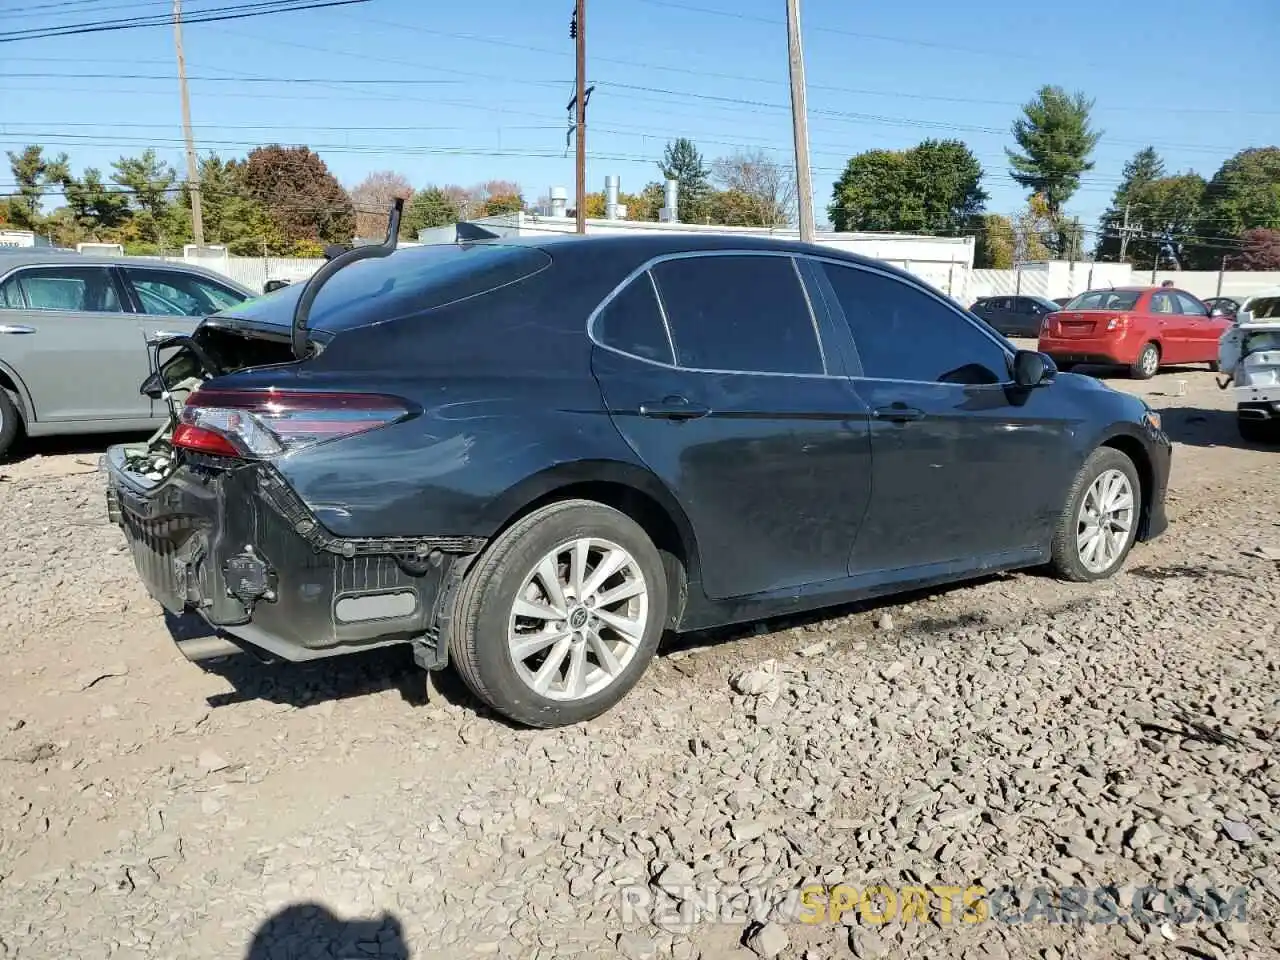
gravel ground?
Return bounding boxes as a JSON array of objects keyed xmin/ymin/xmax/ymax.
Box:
[{"xmin": 0, "ymin": 360, "xmax": 1277, "ymax": 960}]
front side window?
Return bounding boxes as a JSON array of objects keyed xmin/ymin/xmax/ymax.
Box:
[
  {"xmin": 650, "ymin": 255, "xmax": 823, "ymax": 375},
  {"xmin": 821, "ymin": 263, "xmax": 1009, "ymax": 385},
  {"xmin": 1, "ymin": 266, "xmax": 121, "ymax": 312},
  {"xmin": 594, "ymin": 272, "xmax": 673, "ymax": 365},
  {"xmin": 1174, "ymin": 292, "xmax": 1208, "ymax": 317},
  {"xmin": 126, "ymin": 268, "xmax": 247, "ymax": 317}
]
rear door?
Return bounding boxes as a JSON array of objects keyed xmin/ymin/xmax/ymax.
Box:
[
  {"xmin": 0, "ymin": 264, "xmax": 149, "ymax": 422},
  {"xmin": 119, "ymin": 266, "xmax": 252, "ymax": 416},
  {"xmin": 812, "ymin": 259, "xmax": 1078, "ymax": 575},
  {"xmin": 1147, "ymin": 290, "xmax": 1183, "ymax": 361},
  {"xmin": 590, "ymin": 252, "xmax": 873, "ymax": 600}
]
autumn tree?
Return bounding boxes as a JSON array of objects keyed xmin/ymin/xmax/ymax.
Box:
[
  {"xmin": 710, "ymin": 150, "xmax": 795, "ymax": 227},
  {"xmin": 350, "ymin": 170, "xmax": 414, "ymax": 240},
  {"xmin": 1006, "ymin": 86, "xmax": 1101, "ymax": 228},
  {"xmin": 658, "ymin": 138, "xmax": 712, "ymax": 223},
  {"xmin": 829, "ymin": 139, "xmax": 986, "ymax": 234},
  {"xmin": 1235, "ymin": 228, "xmax": 1280, "ymax": 270},
  {"xmin": 240, "ymin": 145, "xmax": 354, "ymax": 248},
  {"xmin": 1012, "ymin": 194, "xmax": 1055, "ymax": 262},
  {"xmin": 972, "ymin": 213, "xmax": 1016, "ymax": 268},
  {"xmin": 625, "ymin": 182, "xmax": 665, "ymax": 222},
  {"xmin": 1192, "ymin": 147, "xmax": 1280, "ymax": 264}
]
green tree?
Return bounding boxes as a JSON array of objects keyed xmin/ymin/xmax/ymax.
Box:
[
  {"xmin": 1095, "ymin": 147, "xmax": 1166, "ymax": 261},
  {"xmin": 658, "ymin": 138, "xmax": 712, "ymax": 223},
  {"xmin": 972, "ymin": 213, "xmax": 1016, "ymax": 268},
  {"xmin": 5, "ymin": 145, "xmax": 68, "ymax": 229},
  {"xmin": 175, "ymin": 153, "xmax": 287, "ymax": 256},
  {"xmin": 240, "ymin": 145, "xmax": 354, "ymax": 248},
  {"xmin": 60, "ymin": 167, "xmax": 131, "ymax": 235},
  {"xmin": 1006, "ymin": 86, "xmax": 1101, "ymax": 226},
  {"xmin": 1123, "ymin": 173, "xmax": 1207, "ymax": 269},
  {"xmin": 1192, "ymin": 147, "xmax": 1280, "ymax": 264},
  {"xmin": 828, "ymin": 139, "xmax": 987, "ymax": 234},
  {"xmin": 403, "ymin": 186, "xmax": 460, "ymax": 234}
]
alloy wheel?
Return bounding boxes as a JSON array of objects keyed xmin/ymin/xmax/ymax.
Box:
[
  {"xmin": 1140, "ymin": 346, "xmax": 1159, "ymax": 377},
  {"xmin": 507, "ymin": 537, "xmax": 649, "ymax": 701},
  {"xmin": 1076, "ymin": 469, "xmax": 1135, "ymax": 574}
]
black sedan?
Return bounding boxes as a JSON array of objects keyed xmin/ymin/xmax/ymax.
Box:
[
  {"xmin": 106, "ymin": 233, "xmax": 1171, "ymax": 727},
  {"xmin": 969, "ymin": 295, "xmax": 1063, "ymax": 337}
]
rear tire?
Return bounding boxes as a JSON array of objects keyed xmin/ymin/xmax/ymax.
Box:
[
  {"xmin": 1049, "ymin": 447, "xmax": 1142, "ymax": 583},
  {"xmin": 0, "ymin": 390, "xmax": 21, "ymax": 461},
  {"xmin": 449, "ymin": 499, "xmax": 667, "ymax": 728},
  {"xmin": 1130, "ymin": 342, "xmax": 1160, "ymax": 380}
]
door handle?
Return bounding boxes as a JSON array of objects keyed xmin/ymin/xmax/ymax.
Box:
[
  {"xmin": 0, "ymin": 324, "xmax": 36, "ymax": 335},
  {"xmin": 639, "ymin": 396, "xmax": 710, "ymax": 421},
  {"xmin": 873, "ymin": 404, "xmax": 925, "ymax": 423}
]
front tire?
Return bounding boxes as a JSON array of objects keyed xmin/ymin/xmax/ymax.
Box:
[
  {"xmin": 1049, "ymin": 447, "xmax": 1142, "ymax": 582},
  {"xmin": 1130, "ymin": 342, "xmax": 1160, "ymax": 380},
  {"xmin": 449, "ymin": 499, "xmax": 668, "ymax": 728},
  {"xmin": 0, "ymin": 390, "xmax": 21, "ymax": 461}
]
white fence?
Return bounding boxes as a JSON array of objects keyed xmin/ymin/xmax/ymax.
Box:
[{"xmin": 144, "ymin": 248, "xmax": 1280, "ymax": 306}]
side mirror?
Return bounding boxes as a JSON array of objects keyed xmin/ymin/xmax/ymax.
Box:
[{"xmin": 1012, "ymin": 349, "xmax": 1053, "ymax": 387}]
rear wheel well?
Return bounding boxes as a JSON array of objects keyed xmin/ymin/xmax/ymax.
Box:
[
  {"xmin": 1100, "ymin": 435, "xmax": 1154, "ymax": 538},
  {"xmin": 0, "ymin": 370, "xmax": 27, "ymax": 425},
  {"xmin": 496, "ymin": 481, "xmax": 693, "ymax": 629}
]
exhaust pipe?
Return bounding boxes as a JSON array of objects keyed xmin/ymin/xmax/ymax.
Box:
[{"xmin": 174, "ymin": 634, "xmax": 244, "ymax": 662}]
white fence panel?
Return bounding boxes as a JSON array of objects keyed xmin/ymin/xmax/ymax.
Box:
[{"xmin": 1153, "ymin": 270, "xmax": 1280, "ymax": 300}]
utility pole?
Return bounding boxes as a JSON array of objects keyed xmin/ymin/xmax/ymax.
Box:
[
  {"xmin": 573, "ymin": 0, "xmax": 587, "ymax": 235},
  {"xmin": 1118, "ymin": 202, "xmax": 1135, "ymax": 262},
  {"xmin": 173, "ymin": 0, "xmax": 204, "ymax": 247},
  {"xmin": 785, "ymin": 0, "xmax": 815, "ymax": 242}
]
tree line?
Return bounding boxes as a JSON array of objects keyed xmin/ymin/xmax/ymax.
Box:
[
  {"xmin": 3, "ymin": 82, "xmax": 1276, "ymax": 269},
  {"xmin": 827, "ymin": 85, "xmax": 1280, "ymax": 271}
]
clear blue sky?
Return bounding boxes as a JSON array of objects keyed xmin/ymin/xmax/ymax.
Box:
[{"xmin": 2, "ymin": 0, "xmax": 1278, "ymax": 229}]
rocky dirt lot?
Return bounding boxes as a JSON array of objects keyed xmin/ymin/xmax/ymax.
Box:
[{"xmin": 0, "ymin": 360, "xmax": 1277, "ymax": 960}]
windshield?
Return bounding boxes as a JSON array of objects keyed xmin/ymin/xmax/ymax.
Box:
[
  {"xmin": 1033, "ymin": 297, "xmax": 1061, "ymax": 311},
  {"xmin": 214, "ymin": 243, "xmax": 552, "ymax": 331},
  {"xmin": 1064, "ymin": 290, "xmax": 1141, "ymax": 311}
]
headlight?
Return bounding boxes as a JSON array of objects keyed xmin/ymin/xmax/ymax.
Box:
[{"xmin": 1143, "ymin": 409, "xmax": 1162, "ymax": 431}]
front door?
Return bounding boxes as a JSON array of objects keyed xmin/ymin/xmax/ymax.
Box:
[
  {"xmin": 1172, "ymin": 291, "xmax": 1227, "ymax": 363},
  {"xmin": 811, "ymin": 260, "xmax": 1078, "ymax": 575},
  {"xmin": 0, "ymin": 264, "xmax": 150, "ymax": 422},
  {"xmin": 591, "ymin": 253, "xmax": 873, "ymax": 600}
]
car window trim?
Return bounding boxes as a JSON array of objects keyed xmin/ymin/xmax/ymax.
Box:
[
  {"xmin": 0, "ymin": 263, "xmax": 128, "ymax": 316},
  {"xmin": 801, "ymin": 254, "xmax": 1016, "ymax": 387},
  {"xmin": 587, "ymin": 249, "xmax": 838, "ymax": 379}
]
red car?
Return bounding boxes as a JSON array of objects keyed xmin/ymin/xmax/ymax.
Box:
[{"xmin": 1038, "ymin": 286, "xmax": 1232, "ymax": 379}]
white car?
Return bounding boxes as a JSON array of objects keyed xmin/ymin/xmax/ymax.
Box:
[{"xmin": 1218, "ymin": 287, "xmax": 1280, "ymax": 442}]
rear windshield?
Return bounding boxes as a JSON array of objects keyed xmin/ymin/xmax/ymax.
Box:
[
  {"xmin": 214, "ymin": 243, "xmax": 551, "ymax": 331},
  {"xmin": 1064, "ymin": 290, "xmax": 1141, "ymax": 311}
]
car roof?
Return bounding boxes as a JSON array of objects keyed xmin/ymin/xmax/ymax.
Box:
[{"xmin": 0, "ymin": 249, "xmax": 254, "ymax": 293}]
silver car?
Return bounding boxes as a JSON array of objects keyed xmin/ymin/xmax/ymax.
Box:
[{"xmin": 0, "ymin": 250, "xmax": 255, "ymax": 458}]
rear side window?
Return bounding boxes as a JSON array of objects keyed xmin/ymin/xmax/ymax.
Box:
[
  {"xmin": 219, "ymin": 244, "xmax": 552, "ymax": 332},
  {"xmin": 0, "ymin": 266, "xmax": 122, "ymax": 312},
  {"xmin": 821, "ymin": 263, "xmax": 1008, "ymax": 385},
  {"xmin": 595, "ymin": 273, "xmax": 673, "ymax": 365},
  {"xmin": 650, "ymin": 255, "xmax": 823, "ymax": 375}
]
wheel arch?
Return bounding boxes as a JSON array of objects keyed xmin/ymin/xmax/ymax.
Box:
[
  {"xmin": 0, "ymin": 358, "xmax": 33, "ymax": 426},
  {"xmin": 1096, "ymin": 428, "xmax": 1156, "ymax": 540},
  {"xmin": 476, "ymin": 460, "xmax": 701, "ymax": 629}
]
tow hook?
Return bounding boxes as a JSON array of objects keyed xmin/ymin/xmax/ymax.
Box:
[{"xmin": 224, "ymin": 546, "xmax": 277, "ymax": 608}]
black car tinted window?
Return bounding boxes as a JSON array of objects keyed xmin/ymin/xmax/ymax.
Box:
[
  {"xmin": 217, "ymin": 244, "xmax": 552, "ymax": 331},
  {"xmin": 821, "ymin": 263, "xmax": 1008, "ymax": 385},
  {"xmin": 650, "ymin": 255, "xmax": 822, "ymax": 375},
  {"xmin": 595, "ymin": 272, "xmax": 673, "ymax": 365}
]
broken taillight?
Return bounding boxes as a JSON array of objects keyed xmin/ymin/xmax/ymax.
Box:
[{"xmin": 172, "ymin": 388, "xmax": 413, "ymax": 459}]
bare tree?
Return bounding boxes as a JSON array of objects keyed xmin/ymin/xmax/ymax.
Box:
[
  {"xmin": 350, "ymin": 170, "xmax": 413, "ymax": 239},
  {"xmin": 710, "ymin": 150, "xmax": 797, "ymax": 227}
]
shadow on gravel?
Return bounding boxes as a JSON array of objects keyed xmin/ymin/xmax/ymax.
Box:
[
  {"xmin": 1064, "ymin": 362, "xmax": 1208, "ymax": 381},
  {"xmin": 1156, "ymin": 404, "xmax": 1280, "ymax": 450},
  {"xmin": 1, "ymin": 430, "xmax": 150, "ymax": 465},
  {"xmin": 1130, "ymin": 563, "xmax": 1252, "ymax": 582},
  {"xmin": 245, "ymin": 903, "xmax": 409, "ymax": 959}
]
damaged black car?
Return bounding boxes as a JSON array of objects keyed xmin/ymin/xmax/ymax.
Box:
[{"xmin": 105, "ymin": 208, "xmax": 1171, "ymax": 727}]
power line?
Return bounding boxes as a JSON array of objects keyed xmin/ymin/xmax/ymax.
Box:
[{"xmin": 0, "ymin": 0, "xmax": 368, "ymax": 42}]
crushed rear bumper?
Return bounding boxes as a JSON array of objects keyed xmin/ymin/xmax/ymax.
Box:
[{"xmin": 104, "ymin": 446, "xmax": 480, "ymax": 663}]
